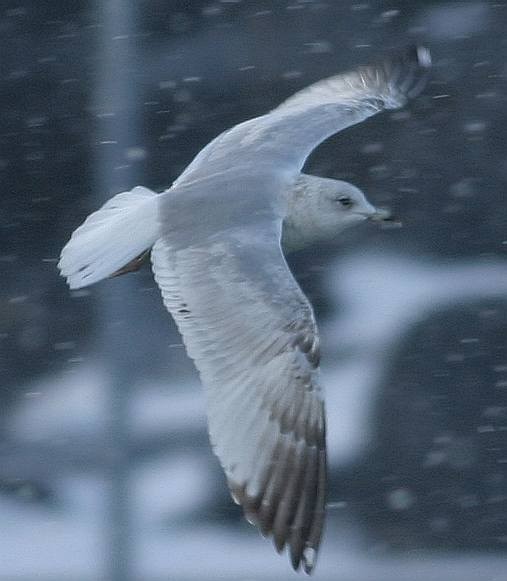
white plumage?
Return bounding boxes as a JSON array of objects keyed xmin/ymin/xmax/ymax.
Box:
[{"xmin": 58, "ymin": 186, "xmax": 158, "ymax": 289}]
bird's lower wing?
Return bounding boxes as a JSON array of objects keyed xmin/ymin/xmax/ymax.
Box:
[{"xmin": 150, "ymin": 218, "xmax": 326, "ymax": 573}]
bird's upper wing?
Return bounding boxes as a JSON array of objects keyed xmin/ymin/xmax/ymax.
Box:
[
  {"xmin": 176, "ymin": 45, "xmax": 431, "ymax": 183},
  {"xmin": 151, "ymin": 203, "xmax": 325, "ymax": 573}
]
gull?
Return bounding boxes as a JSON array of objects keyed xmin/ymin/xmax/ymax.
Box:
[{"xmin": 58, "ymin": 46, "xmax": 431, "ymax": 574}]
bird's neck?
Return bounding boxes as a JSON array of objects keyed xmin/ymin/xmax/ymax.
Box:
[{"xmin": 281, "ymin": 174, "xmax": 335, "ymax": 253}]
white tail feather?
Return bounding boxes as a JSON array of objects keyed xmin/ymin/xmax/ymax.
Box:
[{"xmin": 58, "ymin": 186, "xmax": 159, "ymax": 289}]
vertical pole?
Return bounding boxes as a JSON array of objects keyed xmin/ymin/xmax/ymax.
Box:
[{"xmin": 93, "ymin": 2, "xmax": 139, "ymax": 580}]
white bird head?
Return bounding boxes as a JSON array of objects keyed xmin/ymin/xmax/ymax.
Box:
[{"xmin": 282, "ymin": 173, "xmax": 392, "ymax": 251}]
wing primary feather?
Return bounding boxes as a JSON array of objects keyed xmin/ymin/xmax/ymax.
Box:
[
  {"xmin": 272, "ymin": 437, "xmax": 307, "ymax": 552},
  {"xmin": 302, "ymin": 448, "xmax": 327, "ymax": 574},
  {"xmin": 257, "ymin": 433, "xmax": 295, "ymax": 537},
  {"xmin": 289, "ymin": 444, "xmax": 319, "ymax": 571}
]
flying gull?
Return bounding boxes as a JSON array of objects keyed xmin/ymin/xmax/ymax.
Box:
[{"xmin": 58, "ymin": 45, "xmax": 431, "ymax": 573}]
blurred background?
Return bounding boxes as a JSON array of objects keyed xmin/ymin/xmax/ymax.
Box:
[{"xmin": 1, "ymin": 1, "xmax": 506, "ymax": 580}]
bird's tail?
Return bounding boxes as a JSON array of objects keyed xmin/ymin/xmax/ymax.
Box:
[{"xmin": 58, "ymin": 186, "xmax": 159, "ymax": 289}]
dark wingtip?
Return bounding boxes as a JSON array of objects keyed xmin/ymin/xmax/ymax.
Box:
[
  {"xmin": 392, "ymin": 44, "xmax": 432, "ymax": 100},
  {"xmin": 355, "ymin": 44, "xmax": 431, "ymax": 109},
  {"xmin": 406, "ymin": 45, "xmax": 431, "ymax": 98}
]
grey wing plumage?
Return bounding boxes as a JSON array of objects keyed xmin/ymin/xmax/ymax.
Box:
[
  {"xmin": 176, "ymin": 45, "xmax": 431, "ymax": 182},
  {"xmin": 151, "ymin": 216, "xmax": 326, "ymax": 573},
  {"xmin": 267, "ymin": 45, "xmax": 431, "ymax": 169},
  {"xmin": 279, "ymin": 45, "xmax": 431, "ymax": 114}
]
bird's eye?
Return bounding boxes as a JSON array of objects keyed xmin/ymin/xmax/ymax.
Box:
[{"xmin": 338, "ymin": 196, "xmax": 353, "ymax": 208}]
